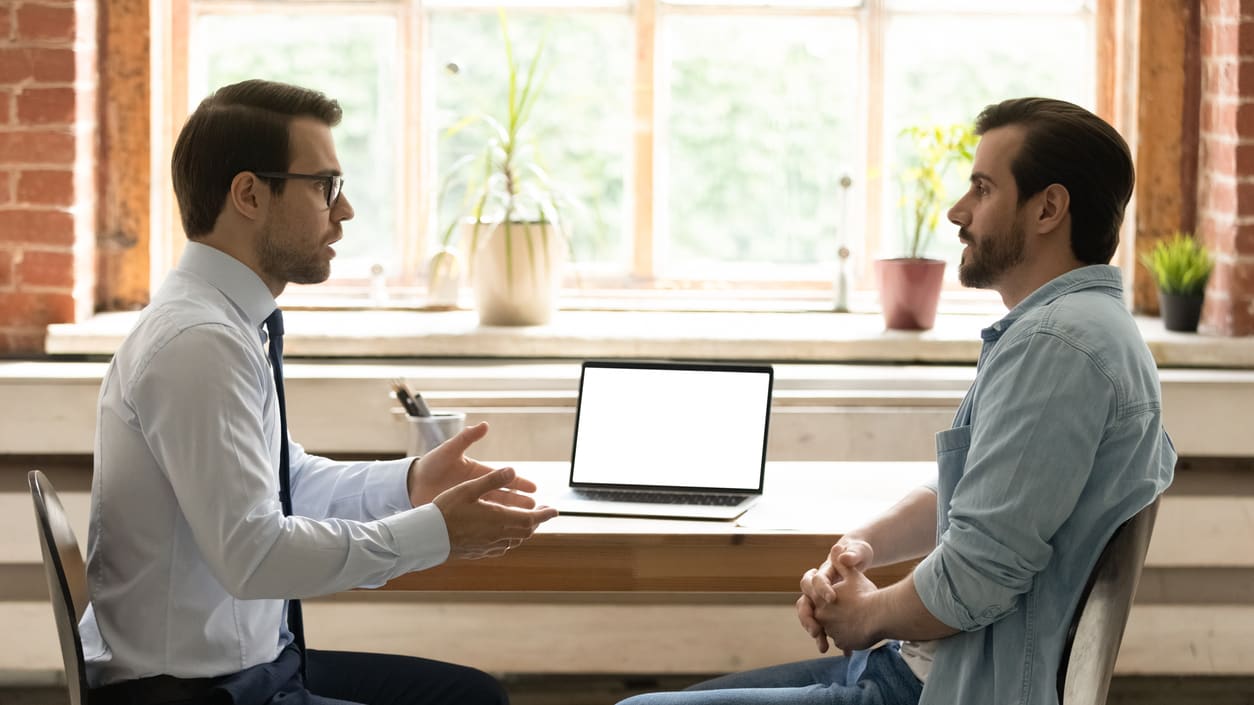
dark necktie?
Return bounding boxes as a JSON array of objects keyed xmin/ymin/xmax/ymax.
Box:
[{"xmin": 264, "ymin": 309, "xmax": 306, "ymax": 666}]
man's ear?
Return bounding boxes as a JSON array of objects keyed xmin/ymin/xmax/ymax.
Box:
[
  {"xmin": 1033, "ymin": 183, "xmax": 1070, "ymax": 234},
  {"xmin": 228, "ymin": 172, "xmax": 268, "ymax": 222}
]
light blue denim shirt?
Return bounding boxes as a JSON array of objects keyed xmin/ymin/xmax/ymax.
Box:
[{"xmin": 912, "ymin": 265, "xmax": 1175, "ymax": 705}]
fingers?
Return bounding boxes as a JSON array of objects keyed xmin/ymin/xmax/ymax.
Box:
[
  {"xmin": 800, "ymin": 565, "xmax": 836, "ymax": 603},
  {"xmin": 438, "ymin": 421, "xmax": 490, "ymax": 456},
  {"xmin": 831, "ymin": 554, "xmax": 869, "ymax": 588},
  {"xmin": 454, "ymin": 466, "xmax": 517, "ymax": 500},
  {"xmin": 483, "ymin": 488, "xmax": 538, "ymax": 509},
  {"xmin": 797, "ymin": 595, "xmax": 830, "ymax": 654}
]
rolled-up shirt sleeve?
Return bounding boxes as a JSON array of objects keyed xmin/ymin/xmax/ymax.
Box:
[{"xmin": 913, "ymin": 330, "xmax": 1116, "ymax": 631}]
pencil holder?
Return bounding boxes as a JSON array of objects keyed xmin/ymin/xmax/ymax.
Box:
[{"xmin": 405, "ymin": 412, "xmax": 465, "ymax": 457}]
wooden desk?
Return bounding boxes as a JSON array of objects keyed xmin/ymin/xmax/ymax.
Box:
[{"xmin": 385, "ymin": 461, "xmax": 935, "ymax": 593}]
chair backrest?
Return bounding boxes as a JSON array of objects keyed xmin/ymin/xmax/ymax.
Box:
[
  {"xmin": 1057, "ymin": 495, "xmax": 1161, "ymax": 705},
  {"xmin": 29, "ymin": 470, "xmax": 90, "ymax": 705}
]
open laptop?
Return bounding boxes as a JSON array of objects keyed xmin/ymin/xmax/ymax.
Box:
[{"xmin": 550, "ymin": 360, "xmax": 773, "ymax": 520}]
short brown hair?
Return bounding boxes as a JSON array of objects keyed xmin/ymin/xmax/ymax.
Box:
[
  {"xmin": 171, "ymin": 79, "xmax": 343, "ymax": 238},
  {"xmin": 974, "ymin": 97, "xmax": 1134, "ymax": 265}
]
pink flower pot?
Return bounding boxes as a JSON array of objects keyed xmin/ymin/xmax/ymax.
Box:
[{"xmin": 876, "ymin": 258, "xmax": 947, "ymax": 331}]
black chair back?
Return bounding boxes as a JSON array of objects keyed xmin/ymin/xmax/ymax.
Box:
[
  {"xmin": 1057, "ymin": 495, "xmax": 1161, "ymax": 704},
  {"xmin": 29, "ymin": 469, "xmax": 90, "ymax": 705}
]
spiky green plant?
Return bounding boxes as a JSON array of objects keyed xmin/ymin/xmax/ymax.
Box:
[
  {"xmin": 898, "ymin": 123, "xmax": 978, "ymax": 259},
  {"xmin": 1140, "ymin": 232, "xmax": 1213, "ymax": 296},
  {"xmin": 438, "ymin": 11, "xmax": 575, "ymax": 289}
]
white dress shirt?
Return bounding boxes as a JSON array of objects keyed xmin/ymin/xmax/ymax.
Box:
[{"xmin": 81, "ymin": 242, "xmax": 450, "ymax": 686}]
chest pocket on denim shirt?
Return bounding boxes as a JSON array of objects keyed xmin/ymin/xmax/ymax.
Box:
[{"xmin": 934, "ymin": 424, "xmax": 971, "ymax": 537}]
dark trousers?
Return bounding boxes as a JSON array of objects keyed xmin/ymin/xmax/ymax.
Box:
[
  {"xmin": 89, "ymin": 647, "xmax": 508, "ymax": 705},
  {"xmin": 305, "ymin": 649, "xmax": 508, "ymax": 705}
]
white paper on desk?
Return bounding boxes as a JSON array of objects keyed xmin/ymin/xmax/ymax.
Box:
[{"xmin": 735, "ymin": 496, "xmax": 887, "ymax": 533}]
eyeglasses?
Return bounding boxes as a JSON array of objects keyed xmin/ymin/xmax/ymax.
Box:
[{"xmin": 254, "ymin": 171, "xmax": 344, "ymax": 209}]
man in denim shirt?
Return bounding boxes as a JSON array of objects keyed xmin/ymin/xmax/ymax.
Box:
[{"xmin": 618, "ymin": 99, "xmax": 1175, "ymax": 705}]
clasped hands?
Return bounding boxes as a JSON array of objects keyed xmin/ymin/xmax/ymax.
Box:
[
  {"xmin": 407, "ymin": 422, "xmax": 558, "ymax": 561},
  {"xmin": 796, "ymin": 536, "xmax": 881, "ymax": 654}
]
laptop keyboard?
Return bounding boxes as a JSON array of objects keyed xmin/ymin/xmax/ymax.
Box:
[{"xmin": 572, "ymin": 488, "xmax": 748, "ymax": 507}]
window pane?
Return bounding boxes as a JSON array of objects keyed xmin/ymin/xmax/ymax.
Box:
[
  {"xmin": 430, "ymin": 12, "xmax": 631, "ymax": 267},
  {"xmin": 881, "ymin": 14, "xmax": 1094, "ymax": 264},
  {"xmin": 662, "ymin": 16, "xmax": 859, "ymax": 276},
  {"xmin": 663, "ymin": 0, "xmax": 860, "ymax": 8},
  {"xmin": 190, "ymin": 13, "xmax": 399, "ymax": 279},
  {"xmin": 886, "ymin": 0, "xmax": 1089, "ymax": 12}
]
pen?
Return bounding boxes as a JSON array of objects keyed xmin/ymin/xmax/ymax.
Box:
[{"xmin": 392, "ymin": 379, "xmax": 432, "ymax": 417}]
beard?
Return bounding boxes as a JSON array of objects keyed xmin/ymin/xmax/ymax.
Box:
[
  {"xmin": 958, "ymin": 216, "xmax": 1027, "ymax": 289},
  {"xmin": 257, "ymin": 217, "xmax": 334, "ymax": 286}
]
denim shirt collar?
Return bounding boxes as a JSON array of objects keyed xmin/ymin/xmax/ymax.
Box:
[{"xmin": 980, "ymin": 265, "xmax": 1124, "ymax": 344}]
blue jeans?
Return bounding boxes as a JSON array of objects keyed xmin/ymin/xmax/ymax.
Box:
[{"xmin": 617, "ymin": 644, "xmax": 922, "ymax": 705}]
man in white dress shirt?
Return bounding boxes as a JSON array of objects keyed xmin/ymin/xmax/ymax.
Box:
[{"xmin": 80, "ymin": 79, "xmax": 557, "ymax": 705}]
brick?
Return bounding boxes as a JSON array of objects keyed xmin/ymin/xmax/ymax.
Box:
[
  {"xmin": 15, "ymin": 4, "xmax": 74, "ymax": 42},
  {"xmin": 1203, "ymin": 20, "xmax": 1236, "ymax": 56},
  {"xmin": 17, "ymin": 169, "xmax": 72, "ymax": 206},
  {"xmin": 0, "ymin": 6, "xmax": 11, "ymax": 42},
  {"xmin": 1197, "ymin": 213, "xmax": 1230, "ymax": 242},
  {"xmin": 1201, "ymin": 98, "xmax": 1236, "ymax": 136},
  {"xmin": 1203, "ymin": 176, "xmax": 1238, "ymax": 214},
  {"xmin": 0, "ymin": 129, "xmax": 73, "ymax": 164},
  {"xmin": 0, "ymin": 89, "xmax": 10, "ymax": 125},
  {"xmin": 1237, "ymin": 144, "xmax": 1254, "ymax": 175},
  {"xmin": 0, "ymin": 329, "xmax": 48, "ymax": 355},
  {"xmin": 1239, "ymin": 102, "xmax": 1254, "ymax": 139},
  {"xmin": 1241, "ymin": 16, "xmax": 1254, "ymax": 53},
  {"xmin": 0, "ymin": 48, "xmax": 75, "ymax": 84},
  {"xmin": 0, "ymin": 291, "xmax": 74, "ymax": 327},
  {"xmin": 1200, "ymin": 293, "xmax": 1254, "ymax": 336},
  {"xmin": 1206, "ymin": 258, "xmax": 1254, "ymax": 298},
  {"xmin": 0, "ymin": 48, "xmax": 35, "ymax": 84},
  {"xmin": 0, "ymin": 248, "xmax": 11, "ymax": 287},
  {"xmin": 1198, "ymin": 214, "xmax": 1248, "ymax": 256},
  {"xmin": 1239, "ymin": 58, "xmax": 1254, "ymax": 95},
  {"xmin": 16, "ymin": 248, "xmax": 72, "ymax": 287},
  {"xmin": 1202, "ymin": 135, "xmax": 1236, "ymax": 176},
  {"xmin": 0, "ymin": 171, "xmax": 8, "ymax": 205},
  {"xmin": 1206, "ymin": 59, "xmax": 1239, "ymax": 94},
  {"xmin": 16, "ymin": 87, "xmax": 74, "ymax": 126},
  {"xmin": 1216, "ymin": 21, "xmax": 1240, "ymax": 55},
  {"xmin": 0, "ymin": 208, "xmax": 73, "ymax": 245}
]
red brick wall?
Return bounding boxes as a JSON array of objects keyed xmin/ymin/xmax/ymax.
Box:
[
  {"xmin": 0, "ymin": 0, "xmax": 94, "ymax": 355},
  {"xmin": 1198, "ymin": 0, "xmax": 1254, "ymax": 335}
]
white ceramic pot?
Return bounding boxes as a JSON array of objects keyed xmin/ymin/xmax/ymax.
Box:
[{"xmin": 469, "ymin": 221, "xmax": 565, "ymax": 326}]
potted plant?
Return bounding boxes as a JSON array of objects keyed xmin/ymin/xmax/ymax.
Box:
[
  {"xmin": 1141, "ymin": 232, "xmax": 1212, "ymax": 332},
  {"xmin": 435, "ymin": 12, "xmax": 575, "ymax": 326},
  {"xmin": 878, "ymin": 122, "xmax": 977, "ymax": 330}
]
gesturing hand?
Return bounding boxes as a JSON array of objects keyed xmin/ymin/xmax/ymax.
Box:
[
  {"xmin": 433, "ymin": 467, "xmax": 559, "ymax": 560},
  {"xmin": 408, "ymin": 422, "xmax": 539, "ymax": 508}
]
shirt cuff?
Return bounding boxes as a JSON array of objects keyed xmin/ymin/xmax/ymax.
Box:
[
  {"xmin": 380, "ymin": 502, "xmax": 451, "ymax": 573},
  {"xmin": 912, "ymin": 549, "xmax": 978, "ymax": 632},
  {"xmin": 365, "ymin": 457, "xmax": 418, "ymax": 516}
]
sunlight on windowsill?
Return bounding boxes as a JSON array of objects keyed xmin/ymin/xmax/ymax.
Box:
[{"xmin": 43, "ymin": 304, "xmax": 1254, "ymax": 369}]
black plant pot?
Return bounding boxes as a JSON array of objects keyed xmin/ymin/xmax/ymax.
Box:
[{"xmin": 1159, "ymin": 291, "xmax": 1204, "ymax": 332}]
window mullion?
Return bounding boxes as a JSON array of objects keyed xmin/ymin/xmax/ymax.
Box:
[
  {"xmin": 402, "ymin": 0, "xmax": 425, "ymax": 285},
  {"xmin": 861, "ymin": 0, "xmax": 885, "ymax": 288},
  {"xmin": 633, "ymin": 0, "xmax": 658, "ymax": 279}
]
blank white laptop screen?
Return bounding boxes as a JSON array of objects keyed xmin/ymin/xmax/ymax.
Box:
[{"xmin": 570, "ymin": 363, "xmax": 772, "ymax": 491}]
